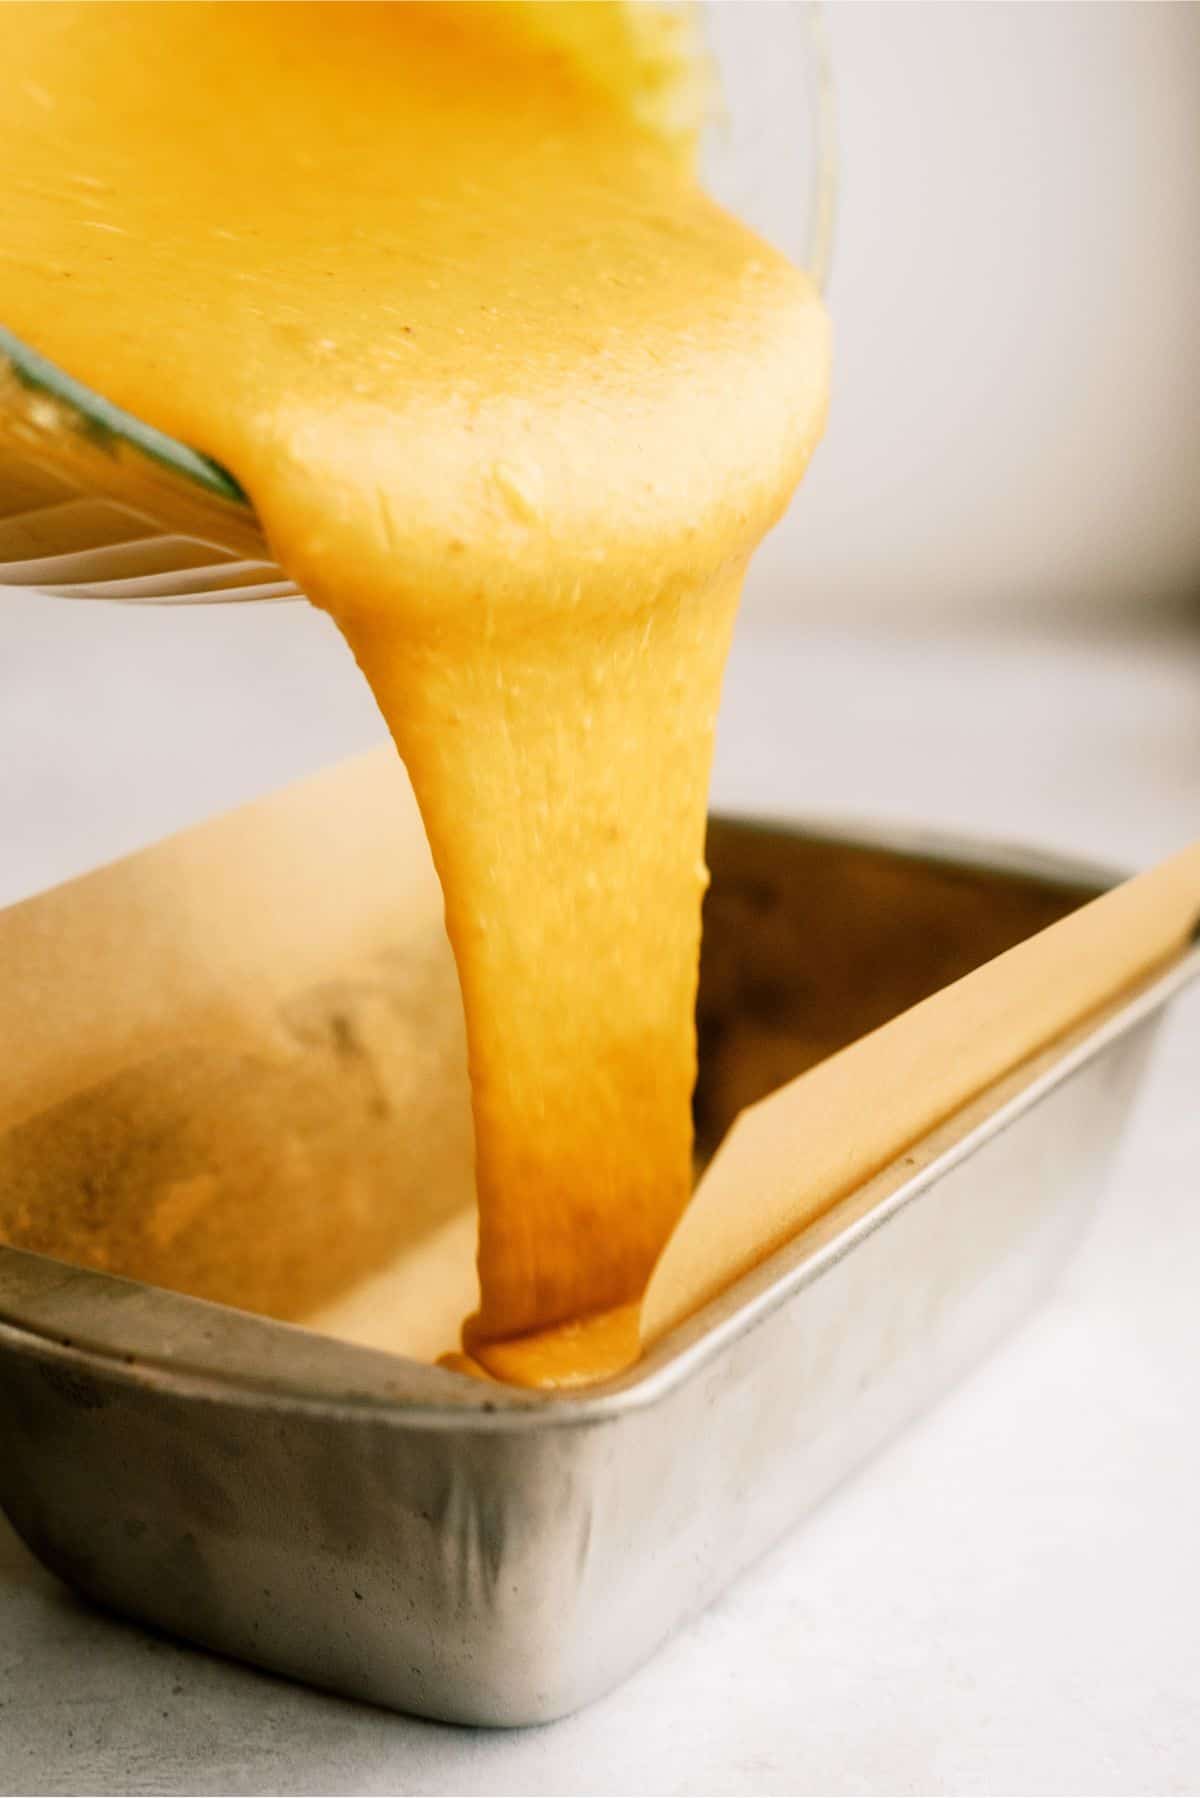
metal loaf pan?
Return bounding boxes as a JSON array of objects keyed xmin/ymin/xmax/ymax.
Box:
[{"xmin": 0, "ymin": 813, "xmax": 1194, "ymax": 1726}]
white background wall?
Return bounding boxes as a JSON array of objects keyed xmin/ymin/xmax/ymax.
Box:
[{"xmin": 746, "ymin": 0, "xmax": 1200, "ymax": 630}]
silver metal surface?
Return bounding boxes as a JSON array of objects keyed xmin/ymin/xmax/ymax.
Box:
[{"xmin": 0, "ymin": 820, "xmax": 1193, "ymax": 1725}]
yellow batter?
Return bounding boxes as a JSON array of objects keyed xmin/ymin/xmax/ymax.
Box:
[{"xmin": 1, "ymin": 2, "xmax": 829, "ymax": 1382}]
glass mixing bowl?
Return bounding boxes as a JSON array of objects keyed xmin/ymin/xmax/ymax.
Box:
[{"xmin": 0, "ymin": 1, "xmax": 835, "ymax": 604}]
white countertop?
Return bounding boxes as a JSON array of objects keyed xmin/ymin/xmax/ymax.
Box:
[{"xmin": 1, "ymin": 608, "xmax": 1198, "ymax": 1795}]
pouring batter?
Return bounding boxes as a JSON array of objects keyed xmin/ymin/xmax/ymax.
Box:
[{"xmin": 1, "ymin": 2, "xmax": 829, "ymax": 1382}]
